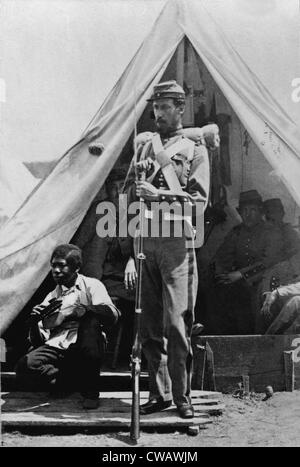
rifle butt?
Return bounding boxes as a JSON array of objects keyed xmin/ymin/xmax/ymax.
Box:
[{"xmin": 130, "ymin": 360, "xmax": 141, "ymax": 442}]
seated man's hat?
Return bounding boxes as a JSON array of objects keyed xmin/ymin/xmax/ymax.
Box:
[
  {"xmin": 263, "ymin": 198, "xmax": 284, "ymax": 213},
  {"xmin": 237, "ymin": 189, "xmax": 263, "ymax": 211},
  {"xmin": 147, "ymin": 80, "xmax": 185, "ymax": 102}
]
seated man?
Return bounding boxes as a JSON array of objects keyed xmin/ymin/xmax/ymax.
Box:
[
  {"xmin": 261, "ymin": 280, "xmax": 300, "ymax": 334},
  {"xmin": 15, "ymin": 244, "xmax": 120, "ymax": 409},
  {"xmin": 208, "ymin": 190, "xmax": 282, "ymax": 334},
  {"xmin": 258, "ymin": 199, "xmax": 300, "ymax": 332}
]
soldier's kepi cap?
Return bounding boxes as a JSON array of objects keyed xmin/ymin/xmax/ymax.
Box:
[
  {"xmin": 147, "ymin": 80, "xmax": 185, "ymax": 102},
  {"xmin": 263, "ymin": 198, "xmax": 284, "ymax": 213},
  {"xmin": 237, "ymin": 189, "xmax": 263, "ymax": 211}
]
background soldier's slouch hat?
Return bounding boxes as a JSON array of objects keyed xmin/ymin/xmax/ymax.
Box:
[
  {"xmin": 263, "ymin": 198, "xmax": 284, "ymax": 213},
  {"xmin": 147, "ymin": 80, "xmax": 185, "ymax": 101},
  {"xmin": 237, "ymin": 189, "xmax": 263, "ymax": 211}
]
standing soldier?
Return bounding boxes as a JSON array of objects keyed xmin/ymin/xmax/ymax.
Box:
[{"xmin": 124, "ymin": 81, "xmax": 210, "ymax": 418}]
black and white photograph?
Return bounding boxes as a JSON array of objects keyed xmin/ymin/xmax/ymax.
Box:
[{"xmin": 1, "ymin": 0, "xmax": 300, "ymax": 452}]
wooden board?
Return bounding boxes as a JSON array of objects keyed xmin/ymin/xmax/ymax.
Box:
[
  {"xmin": 0, "ymin": 338, "xmax": 6, "ymax": 362},
  {"xmin": 1, "ymin": 391, "xmax": 223, "ymax": 429},
  {"xmin": 0, "ymin": 370, "xmax": 149, "ymax": 392},
  {"xmin": 1, "ymin": 390, "xmax": 222, "ymax": 400},
  {"xmin": 1, "ymin": 412, "xmax": 212, "ymax": 428},
  {"xmin": 283, "ymin": 350, "xmax": 295, "ymax": 391},
  {"xmin": 193, "ymin": 335, "xmax": 300, "ymax": 392},
  {"xmin": 1, "ymin": 394, "xmax": 224, "ymax": 414}
]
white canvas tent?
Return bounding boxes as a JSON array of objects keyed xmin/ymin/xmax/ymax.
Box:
[
  {"xmin": 0, "ymin": 157, "xmax": 38, "ymax": 227},
  {"xmin": 1, "ymin": 0, "xmax": 300, "ymax": 334}
]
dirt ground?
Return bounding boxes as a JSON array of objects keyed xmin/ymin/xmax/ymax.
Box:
[{"xmin": 2, "ymin": 390, "xmax": 300, "ymax": 447}]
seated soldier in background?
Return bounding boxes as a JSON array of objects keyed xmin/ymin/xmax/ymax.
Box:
[
  {"xmin": 71, "ymin": 168, "xmax": 128, "ymax": 281},
  {"xmin": 263, "ymin": 198, "xmax": 300, "ymax": 261},
  {"xmin": 258, "ymin": 198, "xmax": 300, "ymax": 333},
  {"xmin": 99, "ymin": 167, "xmax": 138, "ymax": 364},
  {"xmin": 101, "ymin": 236, "xmax": 137, "ymax": 367},
  {"xmin": 208, "ymin": 190, "xmax": 282, "ymax": 334},
  {"xmin": 100, "ymin": 167, "xmax": 136, "ymax": 302},
  {"xmin": 15, "ymin": 244, "xmax": 120, "ymax": 409}
]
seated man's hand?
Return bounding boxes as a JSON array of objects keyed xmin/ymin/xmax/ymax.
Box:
[
  {"xmin": 31, "ymin": 304, "xmax": 46, "ymax": 317},
  {"xmin": 215, "ymin": 271, "xmax": 243, "ymax": 285},
  {"xmin": 124, "ymin": 257, "xmax": 137, "ymax": 290},
  {"xmin": 135, "ymin": 180, "xmax": 159, "ymax": 201},
  {"xmin": 261, "ymin": 291, "xmax": 277, "ymax": 319},
  {"xmin": 29, "ymin": 304, "xmax": 47, "ymax": 323}
]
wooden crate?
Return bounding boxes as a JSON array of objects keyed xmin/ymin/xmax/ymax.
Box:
[{"xmin": 193, "ymin": 334, "xmax": 300, "ymax": 392}]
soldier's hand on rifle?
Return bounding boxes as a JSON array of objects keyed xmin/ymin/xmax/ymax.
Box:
[
  {"xmin": 261, "ymin": 291, "xmax": 277, "ymax": 319},
  {"xmin": 135, "ymin": 158, "xmax": 154, "ymax": 175},
  {"xmin": 135, "ymin": 180, "xmax": 159, "ymax": 201},
  {"xmin": 216, "ymin": 271, "xmax": 243, "ymax": 285},
  {"xmin": 124, "ymin": 257, "xmax": 137, "ymax": 290}
]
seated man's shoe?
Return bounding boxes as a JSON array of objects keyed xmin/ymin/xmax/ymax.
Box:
[
  {"xmin": 82, "ymin": 398, "xmax": 99, "ymax": 410},
  {"xmin": 177, "ymin": 403, "xmax": 194, "ymax": 419},
  {"xmin": 140, "ymin": 398, "xmax": 172, "ymax": 415}
]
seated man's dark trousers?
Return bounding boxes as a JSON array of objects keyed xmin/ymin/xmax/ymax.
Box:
[{"xmin": 15, "ymin": 311, "xmax": 105, "ymax": 399}]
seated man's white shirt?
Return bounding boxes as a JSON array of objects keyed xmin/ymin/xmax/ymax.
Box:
[{"xmin": 37, "ymin": 274, "xmax": 117, "ymax": 350}]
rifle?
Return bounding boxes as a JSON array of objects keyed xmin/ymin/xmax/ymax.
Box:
[
  {"xmin": 27, "ymin": 298, "xmax": 63, "ymax": 348},
  {"xmin": 28, "ymin": 298, "xmax": 63, "ymax": 325},
  {"xmin": 130, "ymin": 168, "xmax": 146, "ymax": 443}
]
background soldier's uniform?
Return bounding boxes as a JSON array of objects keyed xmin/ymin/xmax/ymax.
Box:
[
  {"xmin": 263, "ymin": 198, "xmax": 300, "ymax": 264},
  {"xmin": 126, "ymin": 128, "xmax": 209, "ymax": 406},
  {"xmin": 211, "ymin": 220, "xmax": 282, "ymax": 334},
  {"xmin": 277, "ymin": 222, "xmax": 300, "ymax": 260},
  {"xmin": 261, "ymin": 226, "xmax": 300, "ymax": 294}
]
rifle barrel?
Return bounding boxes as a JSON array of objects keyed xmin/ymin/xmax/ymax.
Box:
[{"xmin": 130, "ymin": 170, "xmax": 146, "ymax": 442}]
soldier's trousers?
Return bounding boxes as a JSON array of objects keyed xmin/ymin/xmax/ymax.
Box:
[{"xmin": 135, "ymin": 234, "xmax": 198, "ymax": 406}]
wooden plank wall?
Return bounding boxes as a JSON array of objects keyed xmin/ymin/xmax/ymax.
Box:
[{"xmin": 192, "ymin": 335, "xmax": 300, "ymax": 393}]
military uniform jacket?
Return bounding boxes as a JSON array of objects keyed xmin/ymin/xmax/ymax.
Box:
[
  {"xmin": 277, "ymin": 222, "xmax": 300, "ymax": 261},
  {"xmin": 214, "ymin": 221, "xmax": 283, "ymax": 284},
  {"xmin": 124, "ymin": 129, "xmax": 210, "ymax": 212},
  {"xmin": 260, "ymin": 223, "xmax": 300, "ymax": 291}
]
